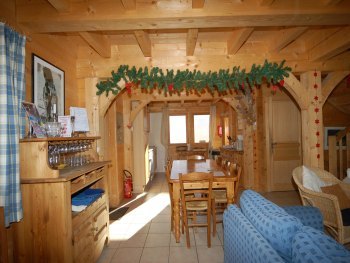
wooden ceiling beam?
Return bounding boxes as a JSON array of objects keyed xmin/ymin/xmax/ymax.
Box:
[
  {"xmin": 309, "ymin": 26, "xmax": 350, "ymax": 61},
  {"xmin": 186, "ymin": 29, "xmax": 198, "ymax": 56},
  {"xmin": 323, "ymin": 0, "xmax": 343, "ymax": 5},
  {"xmin": 192, "ymin": 0, "xmax": 205, "ymax": 9},
  {"xmin": 303, "ymin": 28, "xmax": 341, "ymax": 52},
  {"xmin": 79, "ymin": 32, "xmax": 111, "ymax": 58},
  {"xmin": 120, "ymin": 0, "xmax": 136, "ymax": 10},
  {"xmin": 270, "ymin": 27, "xmax": 308, "ymax": 52},
  {"xmin": 227, "ymin": 28, "xmax": 254, "ymax": 55},
  {"xmin": 47, "ymin": 0, "xmax": 70, "ymax": 13},
  {"xmin": 17, "ymin": 3, "xmax": 350, "ymax": 33},
  {"xmin": 259, "ymin": 0, "xmax": 275, "ymax": 6},
  {"xmin": 134, "ymin": 30, "xmax": 152, "ymax": 57}
]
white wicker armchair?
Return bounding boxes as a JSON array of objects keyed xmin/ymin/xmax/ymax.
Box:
[{"xmin": 292, "ymin": 166, "xmax": 350, "ymax": 244}]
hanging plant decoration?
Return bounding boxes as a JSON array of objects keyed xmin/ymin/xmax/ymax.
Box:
[{"xmin": 96, "ymin": 60, "xmax": 291, "ymax": 97}]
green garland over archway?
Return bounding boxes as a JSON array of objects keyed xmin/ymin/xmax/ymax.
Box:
[{"xmin": 96, "ymin": 60, "xmax": 291, "ymax": 96}]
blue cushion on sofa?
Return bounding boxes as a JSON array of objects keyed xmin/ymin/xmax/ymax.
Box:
[
  {"xmin": 224, "ymin": 205, "xmax": 285, "ymax": 263},
  {"xmin": 283, "ymin": 206, "xmax": 324, "ymax": 231},
  {"xmin": 240, "ymin": 190, "xmax": 303, "ymax": 262},
  {"xmin": 292, "ymin": 226, "xmax": 350, "ymax": 263}
]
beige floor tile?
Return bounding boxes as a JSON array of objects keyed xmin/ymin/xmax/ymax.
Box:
[
  {"xmin": 107, "ymin": 240, "xmax": 122, "ymax": 249},
  {"xmin": 127, "ymin": 223, "xmax": 151, "ymax": 235},
  {"xmin": 140, "ymin": 247, "xmax": 170, "ymax": 263},
  {"xmin": 97, "ymin": 247, "xmax": 117, "ymax": 263},
  {"xmin": 170, "ymin": 230, "xmax": 195, "ymax": 247},
  {"xmin": 196, "ymin": 245, "xmax": 224, "ymax": 263},
  {"xmin": 149, "ymin": 222, "xmax": 171, "ymax": 234},
  {"xmin": 119, "ymin": 233, "xmax": 147, "ymax": 248},
  {"xmin": 152, "ymin": 214, "xmax": 171, "ymax": 223},
  {"xmin": 110, "ymin": 247, "xmax": 143, "ymax": 263},
  {"xmin": 169, "ymin": 246, "xmax": 198, "ymax": 263},
  {"xmin": 216, "ymin": 231, "xmax": 224, "ymax": 245},
  {"xmin": 145, "ymin": 233, "xmax": 171, "ymax": 247},
  {"xmin": 194, "ymin": 231, "xmax": 221, "ymax": 246}
]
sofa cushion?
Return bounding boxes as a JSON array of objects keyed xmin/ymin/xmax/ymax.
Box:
[
  {"xmin": 283, "ymin": 206, "xmax": 324, "ymax": 231},
  {"xmin": 224, "ymin": 205, "xmax": 285, "ymax": 263},
  {"xmin": 240, "ymin": 190, "xmax": 303, "ymax": 262},
  {"xmin": 292, "ymin": 226, "xmax": 350, "ymax": 263}
]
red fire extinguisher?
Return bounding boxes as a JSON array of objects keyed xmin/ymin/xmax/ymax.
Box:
[{"xmin": 123, "ymin": 170, "xmax": 133, "ymax": 199}]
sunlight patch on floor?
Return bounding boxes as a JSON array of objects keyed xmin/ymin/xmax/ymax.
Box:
[{"xmin": 109, "ymin": 192, "xmax": 170, "ymax": 241}]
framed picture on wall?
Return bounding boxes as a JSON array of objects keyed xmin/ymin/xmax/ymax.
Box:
[
  {"xmin": 32, "ymin": 54, "xmax": 64, "ymax": 122},
  {"xmin": 324, "ymin": 127, "xmax": 346, "ymax": 150}
]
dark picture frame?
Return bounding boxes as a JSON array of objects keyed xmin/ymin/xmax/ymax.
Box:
[{"xmin": 32, "ymin": 54, "xmax": 64, "ymax": 122}]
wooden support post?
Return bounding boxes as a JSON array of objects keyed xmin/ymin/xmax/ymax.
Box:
[
  {"xmin": 123, "ymin": 96, "xmax": 133, "ymax": 173},
  {"xmin": 300, "ymin": 71, "xmax": 323, "ymax": 168}
]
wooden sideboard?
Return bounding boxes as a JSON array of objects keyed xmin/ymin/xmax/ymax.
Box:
[{"xmin": 14, "ymin": 137, "xmax": 109, "ymax": 263}]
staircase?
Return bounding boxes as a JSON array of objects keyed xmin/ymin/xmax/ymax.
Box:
[{"xmin": 328, "ymin": 126, "xmax": 350, "ymax": 179}]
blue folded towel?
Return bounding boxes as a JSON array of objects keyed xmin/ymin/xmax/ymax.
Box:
[{"xmin": 72, "ymin": 188, "xmax": 104, "ymax": 206}]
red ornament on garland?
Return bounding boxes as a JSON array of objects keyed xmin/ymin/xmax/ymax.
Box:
[
  {"xmin": 317, "ymin": 154, "xmax": 320, "ymax": 159},
  {"xmin": 272, "ymin": 85, "xmax": 278, "ymax": 92},
  {"xmin": 314, "ymin": 107, "xmax": 319, "ymax": 113},
  {"xmin": 316, "ymin": 131, "xmax": 320, "ymax": 136},
  {"xmin": 314, "ymin": 72, "xmax": 318, "ymax": 77},
  {"xmin": 168, "ymin": 83, "xmax": 174, "ymax": 91},
  {"xmin": 314, "ymin": 84, "xmax": 318, "ymax": 89},
  {"xmin": 316, "ymin": 143, "xmax": 320, "ymax": 148},
  {"xmin": 314, "ymin": 96, "xmax": 319, "ymax": 101},
  {"xmin": 125, "ymin": 82, "xmax": 132, "ymax": 94},
  {"xmin": 315, "ymin": 119, "xmax": 320, "ymax": 124},
  {"xmin": 279, "ymin": 79, "xmax": 285, "ymax": 86}
]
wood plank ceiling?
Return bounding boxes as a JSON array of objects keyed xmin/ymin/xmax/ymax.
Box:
[{"xmin": 15, "ymin": 0, "xmax": 350, "ymax": 112}]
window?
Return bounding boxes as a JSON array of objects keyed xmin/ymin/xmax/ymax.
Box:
[
  {"xmin": 194, "ymin": 114, "xmax": 210, "ymax": 143},
  {"xmin": 169, "ymin": 115, "xmax": 187, "ymax": 144}
]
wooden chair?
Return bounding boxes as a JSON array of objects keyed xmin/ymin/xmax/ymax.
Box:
[
  {"xmin": 179, "ymin": 172, "xmax": 213, "ymax": 248},
  {"xmin": 212, "ymin": 163, "xmax": 242, "ymax": 236},
  {"xmin": 293, "ymin": 166, "xmax": 350, "ymax": 244},
  {"xmin": 187, "ymin": 154, "xmax": 205, "ymax": 160}
]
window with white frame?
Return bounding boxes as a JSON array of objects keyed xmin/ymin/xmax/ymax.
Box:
[
  {"xmin": 193, "ymin": 114, "xmax": 210, "ymax": 143},
  {"xmin": 169, "ymin": 115, "xmax": 187, "ymax": 144}
]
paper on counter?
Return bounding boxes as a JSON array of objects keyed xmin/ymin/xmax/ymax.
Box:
[{"xmin": 70, "ymin": 107, "xmax": 89, "ymax": 132}]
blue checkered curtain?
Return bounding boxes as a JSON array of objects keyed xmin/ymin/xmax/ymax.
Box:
[{"xmin": 0, "ymin": 23, "xmax": 26, "ymax": 227}]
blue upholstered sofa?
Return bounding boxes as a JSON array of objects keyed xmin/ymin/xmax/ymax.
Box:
[{"xmin": 223, "ymin": 190, "xmax": 350, "ymax": 263}]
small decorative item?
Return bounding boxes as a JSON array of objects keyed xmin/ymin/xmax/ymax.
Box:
[
  {"xmin": 22, "ymin": 101, "xmax": 46, "ymax": 138},
  {"xmin": 58, "ymin": 115, "xmax": 72, "ymax": 137},
  {"xmin": 32, "ymin": 54, "xmax": 64, "ymax": 123},
  {"xmin": 45, "ymin": 122, "xmax": 61, "ymax": 137}
]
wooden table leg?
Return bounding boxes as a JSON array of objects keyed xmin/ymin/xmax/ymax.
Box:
[
  {"xmin": 226, "ymin": 182, "xmax": 235, "ymax": 204},
  {"xmin": 172, "ymin": 183, "xmax": 181, "ymax": 243}
]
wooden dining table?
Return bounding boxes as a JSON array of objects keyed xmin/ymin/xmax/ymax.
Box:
[{"xmin": 170, "ymin": 159, "xmax": 236, "ymax": 243}]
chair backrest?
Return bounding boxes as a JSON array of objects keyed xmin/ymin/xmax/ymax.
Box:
[
  {"xmin": 232, "ymin": 164, "xmax": 242, "ymax": 197},
  {"xmin": 179, "ymin": 172, "xmax": 213, "ymax": 205},
  {"xmin": 187, "ymin": 155, "xmax": 205, "ymax": 160}
]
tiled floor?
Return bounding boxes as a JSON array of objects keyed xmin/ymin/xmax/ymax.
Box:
[{"xmin": 97, "ymin": 173, "xmax": 301, "ymax": 263}]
